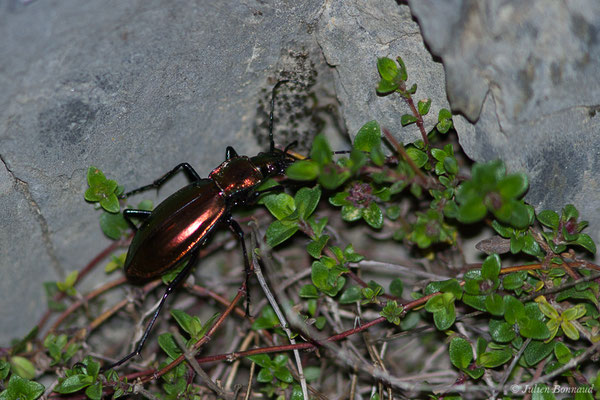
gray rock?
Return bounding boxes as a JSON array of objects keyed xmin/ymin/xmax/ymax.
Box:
[
  {"xmin": 316, "ymin": 0, "xmax": 449, "ymax": 143},
  {"xmin": 409, "ymin": 0, "xmax": 600, "ymax": 245},
  {"xmin": 0, "ymin": 0, "xmax": 332, "ymax": 344}
]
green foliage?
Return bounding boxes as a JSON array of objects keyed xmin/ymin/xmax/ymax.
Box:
[
  {"xmin": 455, "ymin": 160, "xmax": 530, "ymax": 228},
  {"xmin": 44, "ymin": 334, "xmax": 79, "ymax": 366},
  {"xmin": 56, "ymin": 270, "xmax": 78, "ymax": 297},
  {"xmin": 0, "ymin": 374, "xmax": 44, "ymax": 400},
  {"xmin": 247, "ymin": 353, "xmax": 294, "ymax": 396},
  {"xmin": 54, "ymin": 357, "xmax": 101, "ymax": 398},
  {"xmin": 40, "ymin": 53, "xmax": 590, "ymax": 398},
  {"xmin": 84, "ymin": 166, "xmax": 123, "ymax": 213}
]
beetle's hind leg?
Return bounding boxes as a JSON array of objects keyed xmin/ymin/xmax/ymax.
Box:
[
  {"xmin": 101, "ymin": 249, "xmax": 199, "ymax": 371},
  {"xmin": 226, "ymin": 216, "xmax": 253, "ymax": 316},
  {"xmin": 124, "ymin": 163, "xmax": 201, "ymax": 198}
]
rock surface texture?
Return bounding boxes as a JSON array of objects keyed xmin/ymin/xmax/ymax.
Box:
[
  {"xmin": 409, "ymin": 0, "xmax": 600, "ymax": 232},
  {"xmin": 1, "ymin": 0, "xmax": 598, "ymax": 343}
]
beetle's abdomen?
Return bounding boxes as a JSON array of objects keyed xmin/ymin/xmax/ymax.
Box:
[
  {"xmin": 124, "ymin": 179, "xmax": 225, "ymax": 280},
  {"xmin": 209, "ymin": 156, "xmax": 262, "ymax": 197}
]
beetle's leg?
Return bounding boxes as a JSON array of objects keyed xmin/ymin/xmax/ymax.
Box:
[
  {"xmin": 124, "ymin": 163, "xmax": 201, "ymax": 198},
  {"xmin": 227, "ymin": 216, "xmax": 253, "ymax": 316},
  {"xmin": 122, "ymin": 209, "xmax": 152, "ymax": 231},
  {"xmin": 225, "ymin": 146, "xmax": 239, "ymax": 160},
  {"xmin": 102, "ymin": 250, "xmax": 199, "ymax": 371}
]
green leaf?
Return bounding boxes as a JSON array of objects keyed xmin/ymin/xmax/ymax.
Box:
[
  {"xmin": 99, "ymin": 193, "xmax": 120, "ymax": 214},
  {"xmin": 503, "ymin": 271, "xmax": 526, "ymax": 291},
  {"xmin": 262, "ymin": 193, "xmax": 295, "ymax": 220},
  {"xmin": 99, "ymin": 211, "xmax": 129, "ymax": 240},
  {"xmin": 273, "ymin": 366, "xmax": 293, "ymax": 383},
  {"xmin": 518, "ymin": 316, "xmax": 551, "ymax": 340},
  {"xmin": 310, "ymin": 134, "xmax": 333, "ymax": 166},
  {"xmin": 339, "ymin": 286, "xmax": 361, "ymax": 304},
  {"xmin": 449, "ymin": 337, "xmax": 472, "ymax": 369},
  {"xmin": 488, "ymin": 319, "xmax": 515, "ymax": 343},
  {"xmin": 438, "ymin": 108, "xmax": 452, "ymax": 122},
  {"xmin": 362, "ymin": 202, "xmax": 383, "ymax": 229},
  {"xmin": 251, "ymin": 307, "xmax": 279, "ymax": 330},
  {"xmin": 417, "ymin": 99, "xmax": 431, "ymax": 116},
  {"xmin": 561, "ymin": 320, "xmax": 580, "ymax": 340},
  {"xmin": 574, "ymin": 233, "xmax": 596, "ymax": 254},
  {"xmin": 86, "ymin": 166, "xmax": 107, "ymax": 187},
  {"xmin": 0, "ymin": 360, "xmax": 9, "ymax": 380},
  {"xmin": 433, "ymin": 302, "xmax": 456, "ymax": 330},
  {"xmin": 247, "ymin": 354, "xmax": 272, "ymax": 369},
  {"xmin": 457, "ymin": 196, "xmax": 487, "ymax": 223},
  {"xmin": 1, "ymin": 375, "xmax": 44, "ymax": 400},
  {"xmin": 485, "ymin": 293, "xmax": 505, "ymax": 316},
  {"xmin": 381, "ymin": 300, "xmax": 403, "ymax": 325},
  {"xmin": 85, "ymin": 382, "xmax": 103, "ymax": 400},
  {"xmin": 291, "ymin": 385, "xmax": 304, "ymax": 400},
  {"xmin": 481, "ymin": 254, "xmax": 501, "ymax": 280},
  {"xmin": 266, "ymin": 220, "xmax": 299, "ymax": 247},
  {"xmin": 341, "ymin": 204, "xmax": 362, "ymax": 222},
  {"xmin": 306, "ymin": 235, "xmax": 329, "ymax": 259},
  {"xmin": 376, "ymin": 79, "xmax": 399, "ymax": 94},
  {"xmin": 286, "ymin": 160, "xmax": 319, "ymax": 181},
  {"xmin": 524, "ymin": 340, "xmax": 554, "ymax": 366},
  {"xmin": 353, "ymin": 121, "xmax": 381, "ymax": 153},
  {"xmin": 170, "ymin": 309, "xmax": 194, "ymax": 335},
  {"xmin": 158, "ymin": 333, "xmax": 182, "ymax": 359},
  {"xmin": 389, "ymin": 278, "xmax": 404, "ymax": 298},
  {"xmin": 562, "ymin": 303, "xmax": 586, "ymax": 321},
  {"xmin": 105, "ymin": 253, "xmax": 126, "ymax": 273},
  {"xmin": 462, "ymin": 294, "xmax": 487, "ymax": 312},
  {"xmin": 443, "ymin": 156, "xmax": 458, "ymax": 175},
  {"xmin": 9, "ymin": 357, "xmax": 36, "ymax": 380},
  {"xmin": 562, "ymin": 204, "xmax": 579, "ymax": 220},
  {"xmin": 498, "ymin": 174, "xmax": 528, "ymax": 199},
  {"xmin": 55, "ymin": 374, "xmax": 94, "ymax": 394},
  {"xmin": 430, "ymin": 148, "xmax": 447, "ymax": 162},
  {"xmin": 554, "ymin": 342, "xmax": 572, "ymax": 364},
  {"xmin": 303, "ymin": 366, "xmax": 320, "ymax": 382},
  {"xmin": 436, "ymin": 118, "xmax": 453, "ymax": 134},
  {"xmin": 504, "ymin": 295, "xmax": 525, "ymax": 324},
  {"xmin": 377, "ymin": 57, "xmax": 398, "ymax": 81},
  {"xmin": 395, "ymin": 56, "xmax": 408, "ymax": 81},
  {"xmin": 400, "ymin": 114, "xmax": 418, "ymax": 126},
  {"xmin": 405, "ymin": 147, "xmax": 428, "ymax": 168},
  {"xmin": 479, "ymin": 349, "xmax": 512, "ymax": 368},
  {"xmin": 537, "ymin": 210, "xmax": 560, "ymax": 230},
  {"xmin": 299, "ymin": 285, "xmax": 319, "ymax": 299},
  {"xmin": 294, "ymin": 186, "xmax": 321, "ymax": 221}
]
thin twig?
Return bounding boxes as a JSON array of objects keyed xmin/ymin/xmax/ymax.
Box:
[
  {"xmin": 171, "ymin": 329, "xmax": 230, "ymax": 398},
  {"xmin": 249, "ymin": 222, "xmax": 309, "ymax": 400},
  {"xmin": 495, "ymin": 337, "xmax": 531, "ymax": 398}
]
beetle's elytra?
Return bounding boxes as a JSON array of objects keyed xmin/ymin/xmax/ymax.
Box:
[{"xmin": 105, "ymin": 81, "xmax": 297, "ymax": 370}]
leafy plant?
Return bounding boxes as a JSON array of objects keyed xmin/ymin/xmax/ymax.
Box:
[{"xmin": 4, "ymin": 55, "xmax": 599, "ymax": 400}]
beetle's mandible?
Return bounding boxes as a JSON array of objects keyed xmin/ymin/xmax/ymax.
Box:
[{"xmin": 105, "ymin": 81, "xmax": 297, "ymax": 370}]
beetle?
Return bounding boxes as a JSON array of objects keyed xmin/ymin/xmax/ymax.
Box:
[{"xmin": 104, "ymin": 81, "xmax": 298, "ymax": 369}]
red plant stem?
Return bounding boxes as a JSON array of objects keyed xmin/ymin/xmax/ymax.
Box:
[
  {"xmin": 45, "ymin": 276, "xmax": 127, "ymax": 339},
  {"xmin": 36, "ymin": 238, "xmax": 129, "ymax": 331},
  {"xmin": 403, "ymin": 96, "xmax": 429, "ymax": 147}
]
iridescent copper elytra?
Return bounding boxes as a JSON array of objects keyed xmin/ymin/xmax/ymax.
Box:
[{"xmin": 105, "ymin": 81, "xmax": 298, "ymax": 370}]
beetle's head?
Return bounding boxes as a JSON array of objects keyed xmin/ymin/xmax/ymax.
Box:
[{"xmin": 251, "ymin": 142, "xmax": 298, "ymax": 178}]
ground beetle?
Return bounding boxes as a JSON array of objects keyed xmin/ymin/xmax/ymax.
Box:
[{"xmin": 105, "ymin": 81, "xmax": 297, "ymax": 369}]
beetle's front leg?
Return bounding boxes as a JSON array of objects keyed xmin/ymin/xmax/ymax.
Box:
[{"xmin": 124, "ymin": 163, "xmax": 201, "ymax": 198}]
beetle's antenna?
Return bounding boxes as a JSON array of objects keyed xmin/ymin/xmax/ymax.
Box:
[{"xmin": 269, "ymin": 80, "xmax": 290, "ymax": 153}]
